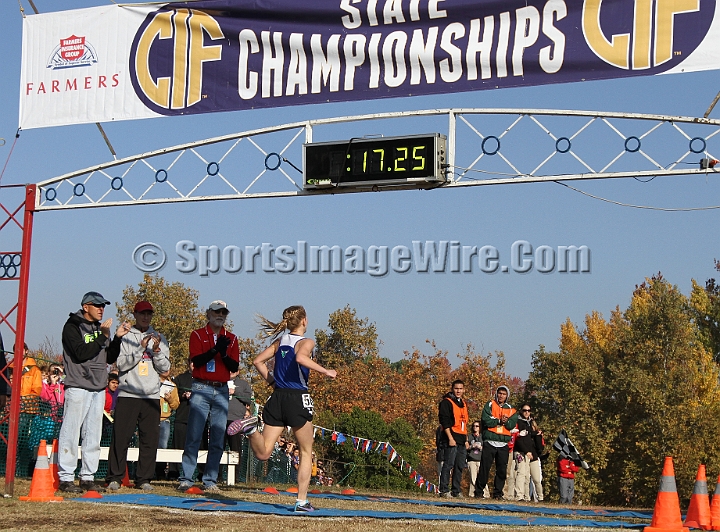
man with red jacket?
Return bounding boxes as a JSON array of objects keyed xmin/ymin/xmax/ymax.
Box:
[
  {"xmin": 177, "ymin": 300, "xmax": 239, "ymax": 493},
  {"xmin": 438, "ymin": 379, "xmax": 469, "ymax": 498}
]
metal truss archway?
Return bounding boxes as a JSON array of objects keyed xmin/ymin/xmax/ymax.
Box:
[
  {"xmin": 35, "ymin": 108, "xmax": 720, "ymax": 210},
  {"xmin": 3, "ymin": 108, "xmax": 719, "ymax": 495}
]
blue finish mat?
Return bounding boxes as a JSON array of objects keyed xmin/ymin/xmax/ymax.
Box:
[
  {"xmin": 76, "ymin": 494, "xmax": 649, "ymax": 528},
  {"xmin": 306, "ymin": 492, "xmax": 654, "ymax": 519}
]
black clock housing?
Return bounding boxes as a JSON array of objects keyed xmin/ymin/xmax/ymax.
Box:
[{"xmin": 303, "ymin": 133, "xmax": 446, "ymax": 189}]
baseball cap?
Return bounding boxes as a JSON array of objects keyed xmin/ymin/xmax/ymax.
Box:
[
  {"xmin": 133, "ymin": 301, "xmax": 154, "ymax": 313},
  {"xmin": 208, "ymin": 300, "xmax": 229, "ymax": 312},
  {"xmin": 81, "ymin": 291, "xmax": 111, "ymax": 306}
]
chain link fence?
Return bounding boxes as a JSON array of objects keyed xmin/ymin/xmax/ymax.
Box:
[{"xmin": 0, "ymin": 396, "xmax": 309, "ymax": 484}]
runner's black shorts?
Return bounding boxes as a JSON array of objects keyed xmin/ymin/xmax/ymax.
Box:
[{"xmin": 263, "ymin": 387, "xmax": 314, "ymax": 427}]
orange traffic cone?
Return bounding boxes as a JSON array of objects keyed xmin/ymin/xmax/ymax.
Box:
[
  {"xmin": 19, "ymin": 440, "xmax": 63, "ymax": 502},
  {"xmin": 685, "ymin": 465, "xmax": 712, "ymax": 530},
  {"xmin": 644, "ymin": 457, "xmax": 689, "ymax": 532},
  {"xmin": 710, "ymin": 475, "xmax": 720, "ymax": 531},
  {"xmin": 121, "ymin": 465, "xmax": 132, "ymax": 487},
  {"xmin": 46, "ymin": 440, "xmax": 59, "ymax": 490}
]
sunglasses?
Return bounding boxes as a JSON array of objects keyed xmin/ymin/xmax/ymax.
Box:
[
  {"xmin": 88, "ymin": 303, "xmax": 106, "ymax": 308},
  {"xmin": 521, "ymin": 409, "xmax": 531, "ymax": 412}
]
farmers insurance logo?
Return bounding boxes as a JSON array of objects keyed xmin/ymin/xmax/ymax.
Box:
[
  {"xmin": 583, "ymin": 0, "xmax": 711, "ymax": 69},
  {"xmin": 46, "ymin": 35, "xmax": 98, "ymax": 70}
]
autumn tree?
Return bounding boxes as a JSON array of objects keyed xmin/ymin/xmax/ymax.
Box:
[
  {"xmin": 606, "ymin": 275, "xmax": 720, "ymax": 505},
  {"xmin": 527, "ymin": 275, "xmax": 720, "ymax": 506},
  {"xmin": 689, "ymin": 260, "xmax": 720, "ymax": 363},
  {"xmin": 525, "ymin": 312, "xmax": 617, "ymax": 504},
  {"xmin": 116, "ymin": 274, "xmax": 206, "ymax": 375},
  {"xmin": 314, "ymin": 305, "xmax": 379, "ymax": 367}
]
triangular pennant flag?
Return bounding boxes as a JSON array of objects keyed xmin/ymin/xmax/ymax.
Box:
[
  {"xmin": 331, "ymin": 431, "xmax": 338, "ymax": 441},
  {"xmin": 336, "ymin": 433, "xmax": 346, "ymax": 445},
  {"xmin": 390, "ymin": 450, "xmax": 397, "ymax": 463}
]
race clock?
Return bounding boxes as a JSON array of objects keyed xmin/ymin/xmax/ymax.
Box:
[{"xmin": 303, "ymin": 133, "xmax": 446, "ymax": 189}]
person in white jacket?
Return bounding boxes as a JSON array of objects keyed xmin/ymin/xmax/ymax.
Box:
[{"xmin": 105, "ymin": 301, "xmax": 170, "ymax": 491}]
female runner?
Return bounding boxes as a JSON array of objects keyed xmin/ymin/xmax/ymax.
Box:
[{"xmin": 227, "ymin": 305, "xmax": 336, "ymax": 512}]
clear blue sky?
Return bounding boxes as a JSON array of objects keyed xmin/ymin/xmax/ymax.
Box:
[{"xmin": 2, "ymin": 1, "xmax": 720, "ymax": 381}]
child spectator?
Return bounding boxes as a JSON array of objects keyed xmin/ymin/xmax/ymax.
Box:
[
  {"xmin": 290, "ymin": 448, "xmax": 300, "ymax": 482},
  {"xmin": 104, "ymin": 373, "xmax": 119, "ymax": 417},
  {"xmin": 158, "ymin": 373, "xmax": 179, "ymax": 448},
  {"xmin": 41, "ymin": 364, "xmax": 65, "ymax": 419},
  {"xmin": 102, "ymin": 373, "xmax": 120, "ymax": 439},
  {"xmin": 311, "ymin": 451, "xmax": 318, "ymax": 483},
  {"xmin": 155, "ymin": 373, "xmax": 180, "ymax": 481},
  {"xmin": 557, "ymin": 456, "xmax": 581, "ymax": 504}
]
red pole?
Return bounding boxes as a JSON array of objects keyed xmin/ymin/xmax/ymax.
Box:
[{"xmin": 5, "ymin": 185, "xmax": 36, "ymax": 496}]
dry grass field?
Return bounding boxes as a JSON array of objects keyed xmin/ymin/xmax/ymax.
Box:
[{"xmin": 0, "ymin": 478, "xmax": 648, "ymax": 531}]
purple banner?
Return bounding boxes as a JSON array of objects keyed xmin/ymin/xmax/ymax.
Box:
[{"xmin": 20, "ymin": 1, "xmax": 718, "ymax": 129}]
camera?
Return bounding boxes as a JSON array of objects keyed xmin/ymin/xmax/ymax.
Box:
[{"xmin": 52, "ymin": 368, "xmax": 62, "ymax": 376}]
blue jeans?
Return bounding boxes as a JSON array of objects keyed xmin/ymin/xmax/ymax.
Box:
[
  {"xmin": 57, "ymin": 387, "xmax": 105, "ymax": 482},
  {"xmin": 158, "ymin": 420, "xmax": 171, "ymax": 449},
  {"xmin": 180, "ymin": 381, "xmax": 229, "ymax": 487},
  {"xmin": 439, "ymin": 444, "xmax": 467, "ymax": 495}
]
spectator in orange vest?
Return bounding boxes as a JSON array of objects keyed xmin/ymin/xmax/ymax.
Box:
[
  {"xmin": 438, "ymin": 379, "xmax": 469, "ymax": 498},
  {"xmin": 11, "ymin": 343, "xmax": 42, "ymax": 414},
  {"xmin": 474, "ymin": 385, "xmax": 518, "ymax": 499},
  {"xmin": 13, "ymin": 343, "xmax": 42, "ymax": 398}
]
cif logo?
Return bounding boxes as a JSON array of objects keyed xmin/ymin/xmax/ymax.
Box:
[
  {"xmin": 133, "ymin": 8, "xmax": 224, "ymax": 109},
  {"xmin": 583, "ymin": 0, "xmax": 699, "ymax": 69}
]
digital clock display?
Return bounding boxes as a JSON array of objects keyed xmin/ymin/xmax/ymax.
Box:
[{"xmin": 303, "ymin": 134, "xmax": 446, "ymax": 189}]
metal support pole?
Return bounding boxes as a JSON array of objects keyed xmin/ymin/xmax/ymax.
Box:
[{"xmin": 4, "ymin": 184, "xmax": 36, "ymax": 496}]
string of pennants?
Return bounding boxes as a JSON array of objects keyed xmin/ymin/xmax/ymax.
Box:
[{"xmin": 313, "ymin": 424, "xmax": 438, "ymax": 494}]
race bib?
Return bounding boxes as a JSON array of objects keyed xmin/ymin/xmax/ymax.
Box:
[{"xmin": 302, "ymin": 393, "xmax": 314, "ymax": 414}]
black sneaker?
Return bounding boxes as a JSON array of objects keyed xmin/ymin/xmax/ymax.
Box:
[
  {"xmin": 79, "ymin": 480, "xmax": 107, "ymax": 493},
  {"xmin": 294, "ymin": 500, "xmax": 316, "ymax": 512},
  {"xmin": 58, "ymin": 481, "xmax": 84, "ymax": 493}
]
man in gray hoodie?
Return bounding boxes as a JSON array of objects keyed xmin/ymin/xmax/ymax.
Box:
[
  {"xmin": 58, "ymin": 291, "xmax": 126, "ymax": 493},
  {"xmin": 105, "ymin": 301, "xmax": 170, "ymax": 492}
]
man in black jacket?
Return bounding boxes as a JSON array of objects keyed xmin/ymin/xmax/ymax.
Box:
[
  {"xmin": 57, "ymin": 291, "xmax": 127, "ymax": 493},
  {"xmin": 438, "ymin": 380, "xmax": 469, "ymax": 498}
]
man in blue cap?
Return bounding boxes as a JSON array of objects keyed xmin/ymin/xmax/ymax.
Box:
[{"xmin": 57, "ymin": 291, "xmax": 128, "ymax": 493}]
